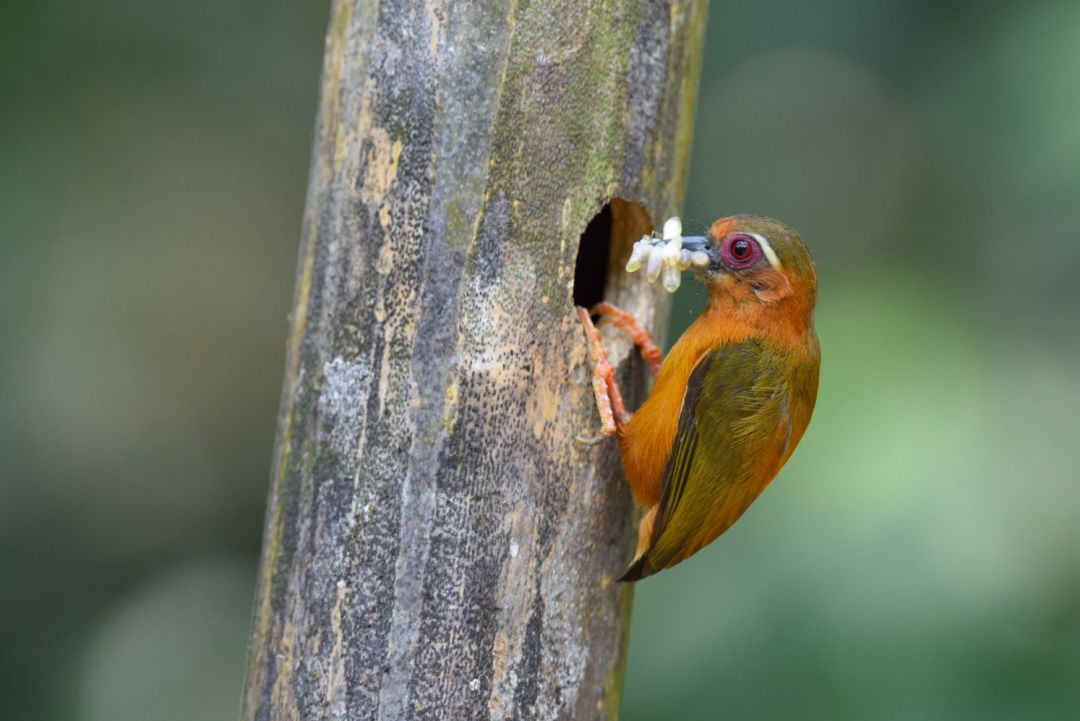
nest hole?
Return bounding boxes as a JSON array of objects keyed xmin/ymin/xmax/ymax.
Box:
[{"xmin": 573, "ymin": 198, "xmax": 652, "ymax": 308}]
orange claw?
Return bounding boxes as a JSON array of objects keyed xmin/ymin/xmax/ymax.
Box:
[
  {"xmin": 577, "ymin": 307, "xmax": 632, "ymax": 438},
  {"xmin": 589, "ymin": 302, "xmax": 663, "ymax": 378}
]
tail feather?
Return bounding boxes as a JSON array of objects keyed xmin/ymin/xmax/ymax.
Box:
[{"xmin": 618, "ymin": 554, "xmax": 656, "ymax": 582}]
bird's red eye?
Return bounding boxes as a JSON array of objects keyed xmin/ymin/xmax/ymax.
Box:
[{"xmin": 720, "ymin": 233, "xmax": 762, "ymax": 269}]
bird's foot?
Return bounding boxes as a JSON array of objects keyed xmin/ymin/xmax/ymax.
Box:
[
  {"xmin": 577, "ymin": 306, "xmax": 631, "ymax": 438},
  {"xmin": 590, "ymin": 302, "xmax": 662, "ymax": 379}
]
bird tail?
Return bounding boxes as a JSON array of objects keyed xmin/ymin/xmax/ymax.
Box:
[
  {"xmin": 617, "ymin": 554, "xmax": 656, "ymax": 582},
  {"xmin": 618, "ymin": 505, "xmax": 663, "ymax": 582}
]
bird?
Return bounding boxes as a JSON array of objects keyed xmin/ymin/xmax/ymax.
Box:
[{"xmin": 578, "ymin": 214, "xmax": 820, "ymax": 581}]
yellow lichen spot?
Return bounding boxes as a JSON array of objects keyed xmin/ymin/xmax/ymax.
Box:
[
  {"xmin": 560, "ymin": 196, "xmax": 573, "ymax": 235},
  {"xmin": 441, "ymin": 380, "xmax": 460, "ymax": 432},
  {"xmin": 376, "ymin": 242, "xmax": 394, "ymax": 275},
  {"xmin": 361, "ymin": 129, "xmax": 403, "ymax": 210},
  {"xmin": 490, "ymin": 630, "xmax": 510, "ymax": 681},
  {"xmin": 333, "ymin": 121, "xmax": 350, "ymax": 173},
  {"xmin": 525, "ymin": 351, "xmax": 563, "ymax": 439},
  {"xmin": 270, "ymin": 617, "xmax": 299, "ymax": 713},
  {"xmin": 325, "ymin": 580, "xmax": 348, "ymax": 710},
  {"xmin": 425, "ymin": 0, "xmax": 443, "ymax": 56}
]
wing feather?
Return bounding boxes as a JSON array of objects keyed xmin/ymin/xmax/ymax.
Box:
[{"xmin": 622, "ymin": 339, "xmax": 799, "ymax": 579}]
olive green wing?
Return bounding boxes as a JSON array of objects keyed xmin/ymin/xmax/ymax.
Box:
[{"xmin": 621, "ymin": 339, "xmax": 795, "ymax": 581}]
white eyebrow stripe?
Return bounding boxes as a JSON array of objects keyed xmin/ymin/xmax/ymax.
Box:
[{"xmin": 750, "ymin": 232, "xmax": 782, "ymax": 270}]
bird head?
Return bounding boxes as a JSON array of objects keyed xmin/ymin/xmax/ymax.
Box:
[{"xmin": 681, "ymin": 215, "xmax": 817, "ymax": 313}]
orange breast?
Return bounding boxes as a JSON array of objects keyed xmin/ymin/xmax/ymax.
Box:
[{"xmin": 619, "ymin": 309, "xmax": 751, "ymax": 506}]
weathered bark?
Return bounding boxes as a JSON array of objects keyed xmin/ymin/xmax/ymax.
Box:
[{"xmin": 242, "ymin": 1, "xmax": 706, "ymax": 720}]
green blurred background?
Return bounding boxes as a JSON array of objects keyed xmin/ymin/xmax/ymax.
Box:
[{"xmin": 3, "ymin": 1, "xmax": 1079, "ymax": 719}]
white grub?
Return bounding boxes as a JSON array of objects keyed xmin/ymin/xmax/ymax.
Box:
[
  {"xmin": 624, "ymin": 216, "xmax": 699, "ymax": 293},
  {"xmin": 661, "ymin": 263, "xmax": 680, "ymax": 292},
  {"xmin": 662, "ymin": 216, "xmax": 682, "ymax": 240},
  {"xmin": 624, "ymin": 238, "xmax": 652, "ymax": 272},
  {"xmin": 645, "ymin": 247, "xmax": 663, "ymax": 282}
]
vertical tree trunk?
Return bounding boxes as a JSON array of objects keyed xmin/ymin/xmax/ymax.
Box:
[{"xmin": 242, "ymin": 2, "xmax": 706, "ymax": 719}]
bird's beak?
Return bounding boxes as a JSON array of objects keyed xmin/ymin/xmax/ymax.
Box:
[
  {"xmin": 681, "ymin": 235, "xmax": 709, "ymax": 252},
  {"xmin": 680, "ymin": 235, "xmax": 717, "ymax": 271}
]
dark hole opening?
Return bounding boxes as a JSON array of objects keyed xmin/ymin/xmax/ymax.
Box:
[{"xmin": 573, "ymin": 203, "xmax": 613, "ymax": 309}]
